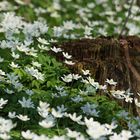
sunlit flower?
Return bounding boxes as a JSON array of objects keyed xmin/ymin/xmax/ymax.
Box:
[
  {"xmin": 66, "ymin": 128, "xmax": 80, "ymax": 138},
  {"xmin": 39, "ymin": 115, "xmax": 55, "ymax": 128},
  {"xmin": 82, "ymin": 69, "xmax": 91, "ymax": 76},
  {"xmin": 0, "ymin": 98, "xmax": 8, "ymax": 109},
  {"xmin": 87, "ymin": 77, "xmax": 100, "ymax": 89},
  {"xmin": 134, "ymin": 98, "xmax": 140, "ymax": 108},
  {"xmin": 37, "ymin": 37, "xmax": 49, "ymax": 45},
  {"xmin": 32, "ymin": 134, "xmax": 48, "ymax": 140},
  {"xmin": 110, "ymin": 90, "xmax": 125, "ymax": 99},
  {"xmin": 51, "ymin": 108, "xmax": 64, "ymax": 118},
  {"xmin": 105, "ymin": 79, "xmax": 117, "ymax": 86},
  {"xmin": 51, "ymin": 46, "xmax": 62, "ymax": 53},
  {"xmin": 0, "ymin": 69, "xmax": 5, "ymax": 76},
  {"xmin": 68, "ymin": 113, "xmax": 82, "ymax": 123},
  {"xmin": 21, "ymin": 130, "xmax": 35, "ymax": 140},
  {"xmin": 64, "ymin": 60, "xmax": 75, "ymax": 65},
  {"xmin": 37, "ymin": 101, "xmax": 50, "ymax": 118},
  {"xmin": 32, "ymin": 61, "xmax": 42, "ymax": 68},
  {"xmin": 17, "ymin": 114, "xmax": 30, "ymax": 121},
  {"xmin": 72, "ymin": 74, "xmax": 81, "ymax": 80},
  {"xmin": 11, "ymin": 52, "xmax": 20, "ymax": 59},
  {"xmin": 9, "ymin": 62, "xmax": 20, "ymax": 68},
  {"xmin": 25, "ymin": 67, "xmax": 44, "ymax": 81},
  {"xmin": 62, "ymin": 52, "xmax": 72, "ymax": 59},
  {"xmin": 0, "ymin": 117, "xmax": 16, "ymax": 133},
  {"xmin": 61, "ymin": 74, "xmax": 73, "ymax": 83},
  {"xmin": 0, "ymin": 133, "xmax": 11, "ymax": 140},
  {"xmin": 38, "ymin": 44, "xmax": 50, "ymax": 51},
  {"xmin": 124, "ymin": 95, "xmax": 133, "ymax": 103}
]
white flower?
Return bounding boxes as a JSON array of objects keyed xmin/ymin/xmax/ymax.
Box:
[
  {"xmin": 11, "ymin": 52, "xmax": 20, "ymax": 59},
  {"xmin": 25, "ymin": 67, "xmax": 44, "ymax": 81},
  {"xmin": 82, "ymin": 69, "xmax": 91, "ymax": 76},
  {"xmin": 62, "ymin": 52, "xmax": 72, "ymax": 59},
  {"xmin": 79, "ymin": 89, "xmax": 88, "ymax": 95},
  {"xmin": 0, "ymin": 98, "xmax": 8, "ymax": 109},
  {"xmin": 66, "ymin": 128, "xmax": 80, "ymax": 138},
  {"xmin": 8, "ymin": 112, "xmax": 16, "ymax": 119},
  {"xmin": 37, "ymin": 37, "xmax": 49, "ymax": 45},
  {"xmin": 51, "ymin": 46, "xmax": 62, "ymax": 53},
  {"xmin": 120, "ymin": 130, "xmax": 133, "ymax": 139},
  {"xmin": 25, "ymin": 89, "xmax": 34, "ymax": 96},
  {"xmin": 124, "ymin": 95, "xmax": 133, "ymax": 103},
  {"xmin": 109, "ymin": 130, "xmax": 133, "ymax": 140},
  {"xmin": 32, "ymin": 61, "xmax": 42, "ymax": 68},
  {"xmin": 38, "ymin": 44, "xmax": 50, "ymax": 51},
  {"xmin": 38, "ymin": 101, "xmax": 50, "ymax": 109},
  {"xmin": 105, "ymin": 122, "xmax": 117, "ymax": 135},
  {"xmin": 86, "ymin": 121, "xmax": 108, "ymax": 139},
  {"xmin": 105, "ymin": 79, "xmax": 117, "ymax": 86},
  {"xmin": 110, "ymin": 90, "xmax": 125, "ymax": 99},
  {"xmin": 5, "ymin": 88, "xmax": 14, "ymax": 94},
  {"xmin": 0, "ymin": 117, "xmax": 16, "ymax": 133},
  {"xmin": 53, "ymin": 26, "xmax": 63, "ymax": 37},
  {"xmin": 37, "ymin": 101, "xmax": 50, "ymax": 118},
  {"xmin": 61, "ymin": 74, "xmax": 73, "ymax": 83},
  {"xmin": 18, "ymin": 97, "xmax": 34, "ymax": 108},
  {"xmin": 0, "ymin": 133, "xmax": 11, "ymax": 140},
  {"xmin": 32, "ymin": 134, "xmax": 48, "ymax": 140},
  {"xmin": 51, "ymin": 108, "xmax": 64, "ymax": 118},
  {"xmin": 63, "ymin": 20, "xmax": 75, "ymax": 30},
  {"xmin": 84, "ymin": 117, "xmax": 94, "ymax": 128},
  {"xmin": 84, "ymin": 26, "xmax": 92, "ymax": 36},
  {"xmin": 87, "ymin": 77, "xmax": 100, "ymax": 89},
  {"xmin": 39, "ymin": 115, "xmax": 55, "ymax": 128},
  {"xmin": 134, "ymin": 98, "xmax": 140, "ymax": 107},
  {"xmin": 1, "ymin": 12, "xmax": 23, "ymax": 33},
  {"xmin": 57, "ymin": 104, "xmax": 67, "ymax": 113},
  {"xmin": 72, "ymin": 74, "xmax": 81, "ymax": 80},
  {"xmin": 0, "ymin": 57, "xmax": 4, "ymax": 62},
  {"xmin": 99, "ymin": 85, "xmax": 107, "ymax": 90},
  {"xmin": 109, "ymin": 133, "xmax": 123, "ymax": 140},
  {"xmin": 68, "ymin": 113, "xmax": 82, "ymax": 123},
  {"xmin": 105, "ymin": 122, "xmax": 117, "ymax": 130},
  {"xmin": 17, "ymin": 114, "xmax": 30, "ymax": 121},
  {"xmin": 21, "ymin": 130, "xmax": 35, "ymax": 139},
  {"xmin": 9, "ymin": 62, "xmax": 20, "ymax": 68},
  {"xmin": 64, "ymin": 60, "xmax": 75, "ymax": 65},
  {"xmin": 71, "ymin": 95, "xmax": 83, "ymax": 103},
  {"xmin": 0, "ymin": 69, "xmax": 5, "ymax": 76},
  {"xmin": 16, "ymin": 45, "xmax": 30, "ymax": 53},
  {"xmin": 15, "ymin": 0, "xmax": 27, "ymax": 5}
]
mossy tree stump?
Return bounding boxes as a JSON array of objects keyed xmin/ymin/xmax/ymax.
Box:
[{"xmin": 54, "ymin": 36, "xmax": 140, "ymax": 115}]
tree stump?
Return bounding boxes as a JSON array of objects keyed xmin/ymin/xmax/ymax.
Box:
[{"xmin": 54, "ymin": 36, "xmax": 140, "ymax": 115}]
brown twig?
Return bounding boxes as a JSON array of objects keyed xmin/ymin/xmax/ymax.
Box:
[{"xmin": 119, "ymin": 0, "xmax": 135, "ymax": 36}]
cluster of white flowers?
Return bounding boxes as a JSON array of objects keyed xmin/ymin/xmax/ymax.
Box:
[
  {"xmin": 0, "ymin": 117, "xmax": 16, "ymax": 140},
  {"xmin": 25, "ymin": 67, "xmax": 44, "ymax": 81}
]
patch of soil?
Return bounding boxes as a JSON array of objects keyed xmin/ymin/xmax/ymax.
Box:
[{"xmin": 53, "ymin": 36, "xmax": 140, "ymax": 115}]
